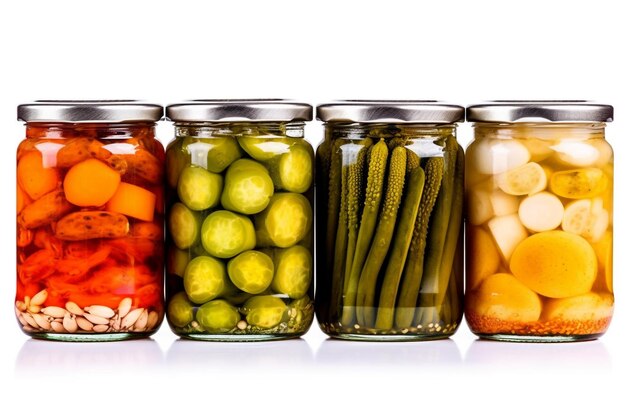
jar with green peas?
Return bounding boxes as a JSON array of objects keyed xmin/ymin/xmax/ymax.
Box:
[{"xmin": 165, "ymin": 100, "xmax": 314, "ymax": 341}]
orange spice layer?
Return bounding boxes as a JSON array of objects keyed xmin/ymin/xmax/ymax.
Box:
[{"xmin": 466, "ymin": 312, "xmax": 612, "ymax": 336}]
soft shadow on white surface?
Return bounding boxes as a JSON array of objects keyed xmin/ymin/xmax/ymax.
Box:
[
  {"xmin": 166, "ymin": 338, "xmax": 314, "ymax": 371},
  {"xmin": 15, "ymin": 339, "xmax": 164, "ymax": 376},
  {"xmin": 316, "ymin": 338, "xmax": 462, "ymax": 369},
  {"xmin": 465, "ymin": 339, "xmax": 612, "ymax": 372}
]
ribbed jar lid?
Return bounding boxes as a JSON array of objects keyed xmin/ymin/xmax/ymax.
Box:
[
  {"xmin": 17, "ymin": 100, "xmax": 163, "ymax": 123},
  {"xmin": 316, "ymin": 100, "xmax": 465, "ymax": 123},
  {"xmin": 467, "ymin": 101, "xmax": 613, "ymax": 123},
  {"xmin": 166, "ymin": 99, "xmax": 313, "ymax": 122}
]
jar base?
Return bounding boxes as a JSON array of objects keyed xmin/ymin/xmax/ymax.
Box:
[
  {"xmin": 326, "ymin": 333, "xmax": 453, "ymax": 342},
  {"xmin": 30, "ymin": 332, "xmax": 155, "ymax": 342},
  {"xmin": 178, "ymin": 333, "xmax": 305, "ymax": 342},
  {"xmin": 476, "ymin": 333, "xmax": 602, "ymax": 343}
]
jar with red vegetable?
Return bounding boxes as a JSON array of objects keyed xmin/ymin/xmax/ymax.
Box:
[{"xmin": 16, "ymin": 101, "xmax": 165, "ymax": 341}]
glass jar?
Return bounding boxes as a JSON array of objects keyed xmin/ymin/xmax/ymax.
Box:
[
  {"xmin": 465, "ymin": 101, "xmax": 614, "ymax": 342},
  {"xmin": 315, "ymin": 101, "xmax": 465, "ymax": 341},
  {"xmin": 16, "ymin": 101, "xmax": 165, "ymax": 341},
  {"xmin": 164, "ymin": 100, "xmax": 314, "ymax": 341}
]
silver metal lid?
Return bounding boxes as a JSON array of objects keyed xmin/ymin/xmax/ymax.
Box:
[
  {"xmin": 316, "ymin": 101, "xmax": 465, "ymax": 123},
  {"xmin": 166, "ymin": 100, "xmax": 313, "ymax": 122},
  {"xmin": 467, "ymin": 101, "xmax": 614, "ymax": 123},
  {"xmin": 17, "ymin": 100, "xmax": 163, "ymax": 123}
]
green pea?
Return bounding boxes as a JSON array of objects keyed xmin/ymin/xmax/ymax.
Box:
[
  {"xmin": 227, "ymin": 250, "xmax": 274, "ymax": 294},
  {"xmin": 196, "ymin": 299, "xmax": 240, "ymax": 332},
  {"xmin": 168, "ymin": 292, "xmax": 194, "ymax": 328}
]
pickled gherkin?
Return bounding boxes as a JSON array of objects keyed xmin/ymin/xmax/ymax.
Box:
[
  {"xmin": 165, "ymin": 100, "xmax": 314, "ymax": 341},
  {"xmin": 315, "ymin": 101, "xmax": 464, "ymax": 341}
]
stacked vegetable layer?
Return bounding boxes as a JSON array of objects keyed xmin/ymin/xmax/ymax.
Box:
[
  {"xmin": 316, "ymin": 126, "xmax": 464, "ymax": 338},
  {"xmin": 165, "ymin": 127, "xmax": 314, "ymax": 338},
  {"xmin": 16, "ymin": 124, "xmax": 165, "ymax": 336},
  {"xmin": 465, "ymin": 126, "xmax": 614, "ymax": 338}
]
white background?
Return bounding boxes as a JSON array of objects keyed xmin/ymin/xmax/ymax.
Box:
[{"xmin": 0, "ymin": 0, "xmax": 624, "ymax": 416}]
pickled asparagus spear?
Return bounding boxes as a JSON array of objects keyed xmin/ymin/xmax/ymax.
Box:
[{"xmin": 355, "ymin": 146, "xmax": 407, "ymax": 327}]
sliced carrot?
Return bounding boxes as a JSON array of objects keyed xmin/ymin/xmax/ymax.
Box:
[
  {"xmin": 17, "ymin": 184, "xmax": 32, "ymax": 214},
  {"xmin": 106, "ymin": 182, "xmax": 156, "ymax": 222},
  {"xmin": 63, "ymin": 158, "xmax": 121, "ymax": 207},
  {"xmin": 17, "ymin": 151, "xmax": 60, "ymax": 200}
]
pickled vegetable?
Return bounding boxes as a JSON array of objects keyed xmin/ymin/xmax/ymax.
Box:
[
  {"xmin": 227, "ymin": 250, "xmax": 274, "ymax": 294},
  {"xmin": 184, "ymin": 256, "xmax": 227, "ymax": 304},
  {"xmin": 271, "ymin": 245, "xmax": 312, "ymax": 299},
  {"xmin": 239, "ymin": 136, "xmax": 290, "ymax": 161},
  {"xmin": 196, "ymin": 299, "xmax": 240, "ymax": 332},
  {"xmin": 255, "ymin": 193, "xmax": 312, "ymax": 248},
  {"xmin": 169, "ymin": 202, "xmax": 200, "ymax": 250},
  {"xmin": 165, "ymin": 129, "xmax": 314, "ymax": 339},
  {"xmin": 221, "ymin": 159, "xmax": 274, "ymax": 214},
  {"xmin": 16, "ymin": 123, "xmax": 165, "ymax": 339},
  {"xmin": 201, "ymin": 210, "xmax": 256, "ymax": 258},
  {"xmin": 317, "ymin": 125, "xmax": 463, "ymax": 339},
  {"xmin": 168, "ymin": 292, "xmax": 195, "ymax": 327},
  {"xmin": 270, "ymin": 144, "xmax": 313, "ymax": 192},
  {"xmin": 63, "ymin": 158, "xmax": 121, "ymax": 207},
  {"xmin": 106, "ymin": 182, "xmax": 156, "ymax": 222},
  {"xmin": 243, "ymin": 295, "xmax": 287, "ymax": 329},
  {"xmin": 177, "ymin": 165, "xmax": 223, "ymax": 210},
  {"xmin": 466, "ymin": 123, "xmax": 614, "ymax": 340},
  {"xmin": 205, "ymin": 136, "xmax": 242, "ymax": 173}
]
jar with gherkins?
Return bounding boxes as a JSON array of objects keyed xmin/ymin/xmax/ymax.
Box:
[
  {"xmin": 315, "ymin": 101, "xmax": 465, "ymax": 341},
  {"xmin": 465, "ymin": 101, "xmax": 614, "ymax": 342},
  {"xmin": 165, "ymin": 100, "xmax": 314, "ymax": 341},
  {"xmin": 16, "ymin": 101, "xmax": 165, "ymax": 341}
]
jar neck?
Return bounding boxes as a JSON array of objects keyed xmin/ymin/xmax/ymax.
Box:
[
  {"xmin": 325, "ymin": 122, "xmax": 457, "ymax": 140},
  {"xmin": 25, "ymin": 122, "xmax": 157, "ymax": 140},
  {"xmin": 473, "ymin": 122, "xmax": 606, "ymax": 141},
  {"xmin": 175, "ymin": 121, "xmax": 306, "ymax": 138}
]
